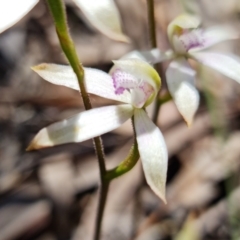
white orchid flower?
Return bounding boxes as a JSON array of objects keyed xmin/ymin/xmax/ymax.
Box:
[
  {"xmin": 127, "ymin": 14, "xmax": 240, "ymax": 126},
  {"xmin": 0, "ymin": 0, "xmax": 128, "ymax": 42},
  {"xmin": 27, "ymin": 59, "xmax": 168, "ymax": 202},
  {"xmin": 0, "ymin": 0, "xmax": 38, "ymax": 34},
  {"xmin": 166, "ymin": 15, "xmax": 240, "ymax": 126}
]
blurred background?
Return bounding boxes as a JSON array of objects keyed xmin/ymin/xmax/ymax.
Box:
[{"xmin": 1, "ymin": 0, "xmax": 240, "ymax": 239}]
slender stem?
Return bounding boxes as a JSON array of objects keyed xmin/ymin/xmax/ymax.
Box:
[
  {"xmin": 104, "ymin": 117, "xmax": 139, "ymax": 181},
  {"xmin": 152, "ymin": 67, "xmax": 167, "ymax": 123},
  {"xmin": 151, "ymin": 92, "xmax": 172, "ymax": 125},
  {"xmin": 46, "ymin": 1, "xmax": 107, "ymax": 239},
  {"xmin": 94, "ymin": 180, "xmax": 109, "ymax": 240},
  {"xmin": 104, "ymin": 140, "xmax": 139, "ymax": 180},
  {"xmin": 147, "ymin": 0, "xmax": 157, "ymax": 51},
  {"xmin": 147, "ymin": 0, "xmax": 167, "ymax": 124}
]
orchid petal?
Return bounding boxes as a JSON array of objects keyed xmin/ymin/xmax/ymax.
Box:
[
  {"xmin": 32, "ymin": 63, "xmax": 131, "ymax": 103},
  {"xmin": 121, "ymin": 49, "xmax": 174, "ymax": 64},
  {"xmin": 72, "ymin": 0, "xmax": 129, "ymax": 42},
  {"xmin": 190, "ymin": 52, "xmax": 240, "ymax": 84},
  {"xmin": 189, "ymin": 26, "xmax": 239, "ymax": 52},
  {"xmin": 27, "ymin": 104, "xmax": 134, "ymax": 150},
  {"xmin": 0, "ymin": 0, "xmax": 38, "ymax": 33},
  {"xmin": 167, "ymin": 14, "xmax": 200, "ymax": 43},
  {"xmin": 166, "ymin": 58, "xmax": 199, "ymax": 126},
  {"xmin": 134, "ymin": 109, "xmax": 168, "ymax": 203}
]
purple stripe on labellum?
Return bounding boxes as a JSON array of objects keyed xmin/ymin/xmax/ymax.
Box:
[
  {"xmin": 179, "ymin": 29, "xmax": 205, "ymax": 52},
  {"xmin": 115, "ymin": 87, "xmax": 125, "ymax": 95},
  {"xmin": 111, "ymin": 68, "xmax": 154, "ymax": 108},
  {"xmin": 112, "ymin": 69, "xmax": 139, "ymax": 95}
]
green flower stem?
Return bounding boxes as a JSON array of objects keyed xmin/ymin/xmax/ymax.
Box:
[
  {"xmin": 104, "ymin": 117, "xmax": 139, "ymax": 181},
  {"xmin": 104, "ymin": 116, "xmax": 139, "ymax": 182},
  {"xmin": 46, "ymin": 1, "xmax": 107, "ymax": 239},
  {"xmin": 104, "ymin": 140, "xmax": 139, "ymax": 180},
  {"xmin": 147, "ymin": 0, "xmax": 167, "ymax": 124}
]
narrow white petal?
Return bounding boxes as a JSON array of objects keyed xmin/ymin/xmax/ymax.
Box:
[
  {"xmin": 190, "ymin": 52, "xmax": 240, "ymax": 84},
  {"xmin": 27, "ymin": 104, "xmax": 134, "ymax": 150},
  {"xmin": 134, "ymin": 109, "xmax": 168, "ymax": 203},
  {"xmin": 32, "ymin": 63, "xmax": 131, "ymax": 103},
  {"xmin": 0, "ymin": 0, "xmax": 38, "ymax": 33},
  {"xmin": 189, "ymin": 26, "xmax": 239, "ymax": 52},
  {"xmin": 72, "ymin": 0, "xmax": 129, "ymax": 42},
  {"xmin": 166, "ymin": 58, "xmax": 199, "ymax": 126}
]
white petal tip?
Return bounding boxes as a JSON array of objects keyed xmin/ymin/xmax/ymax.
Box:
[
  {"xmin": 148, "ymin": 183, "xmax": 167, "ymax": 204},
  {"xmin": 26, "ymin": 143, "xmax": 36, "ymax": 151},
  {"xmin": 108, "ymin": 34, "xmax": 130, "ymax": 43},
  {"xmin": 116, "ymin": 35, "xmax": 131, "ymax": 43},
  {"xmin": 26, "ymin": 128, "xmax": 52, "ymax": 151},
  {"xmin": 181, "ymin": 111, "xmax": 196, "ymax": 128},
  {"xmin": 158, "ymin": 193, "xmax": 167, "ymax": 204},
  {"xmin": 150, "ymin": 184, "xmax": 167, "ymax": 204},
  {"xmin": 162, "ymin": 197, "xmax": 167, "ymax": 205},
  {"xmin": 26, "ymin": 140, "xmax": 41, "ymax": 151},
  {"xmin": 26, "ymin": 138, "xmax": 39, "ymax": 151},
  {"xmin": 31, "ymin": 63, "xmax": 48, "ymax": 72},
  {"xmin": 184, "ymin": 117, "xmax": 193, "ymax": 128}
]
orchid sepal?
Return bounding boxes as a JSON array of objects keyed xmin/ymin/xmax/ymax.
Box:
[
  {"xmin": 190, "ymin": 51, "xmax": 240, "ymax": 84},
  {"xmin": 72, "ymin": 0, "xmax": 129, "ymax": 42},
  {"xmin": 27, "ymin": 104, "xmax": 134, "ymax": 150},
  {"xmin": 134, "ymin": 109, "xmax": 168, "ymax": 203},
  {"xmin": 166, "ymin": 57, "xmax": 199, "ymax": 126},
  {"xmin": 0, "ymin": 0, "xmax": 38, "ymax": 34}
]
